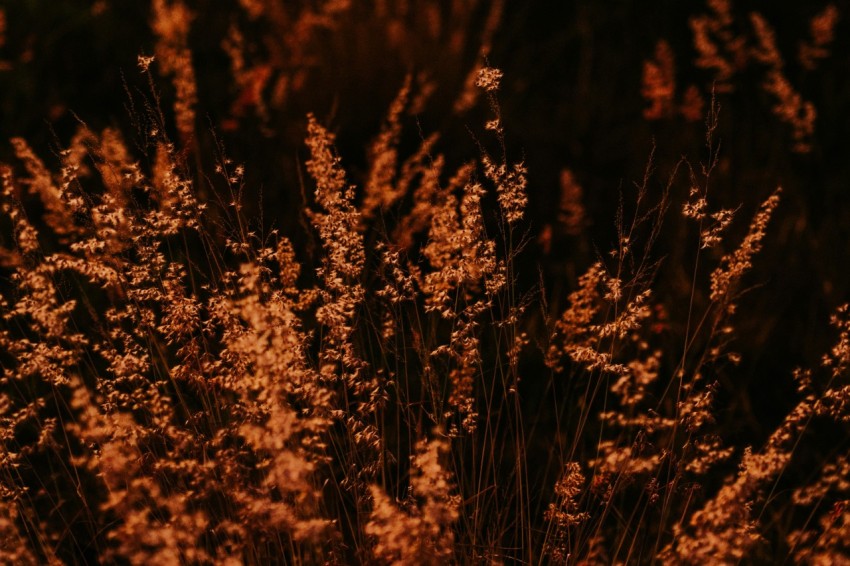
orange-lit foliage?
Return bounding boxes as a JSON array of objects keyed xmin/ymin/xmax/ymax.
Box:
[{"xmin": 1, "ymin": 1, "xmax": 849, "ymax": 564}]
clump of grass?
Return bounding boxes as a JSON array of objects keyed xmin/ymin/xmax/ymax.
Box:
[{"xmin": 2, "ymin": 2, "xmax": 850, "ymax": 564}]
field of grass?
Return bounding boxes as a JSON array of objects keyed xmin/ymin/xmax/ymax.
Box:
[{"xmin": 1, "ymin": 1, "xmax": 850, "ymax": 564}]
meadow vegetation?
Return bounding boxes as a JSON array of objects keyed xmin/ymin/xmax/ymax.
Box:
[{"xmin": 1, "ymin": 1, "xmax": 849, "ymax": 563}]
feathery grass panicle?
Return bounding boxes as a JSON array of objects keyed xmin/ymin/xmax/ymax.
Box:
[
  {"xmin": 305, "ymin": 114, "xmax": 366, "ymax": 375},
  {"xmin": 799, "ymin": 4, "xmax": 840, "ymax": 70},
  {"xmin": 151, "ymin": 0, "xmax": 197, "ymax": 144},
  {"xmin": 709, "ymin": 188, "xmax": 781, "ymax": 310},
  {"xmin": 366, "ymin": 435, "xmax": 459, "ymax": 565},
  {"xmin": 642, "ymin": 40, "xmax": 677, "ymax": 120},
  {"xmin": 543, "ymin": 462, "xmax": 590, "ymax": 562},
  {"xmin": 362, "ymin": 75, "xmax": 412, "ymax": 220}
]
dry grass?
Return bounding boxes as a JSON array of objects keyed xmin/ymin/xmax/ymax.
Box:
[{"xmin": 1, "ymin": 1, "xmax": 849, "ymax": 564}]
